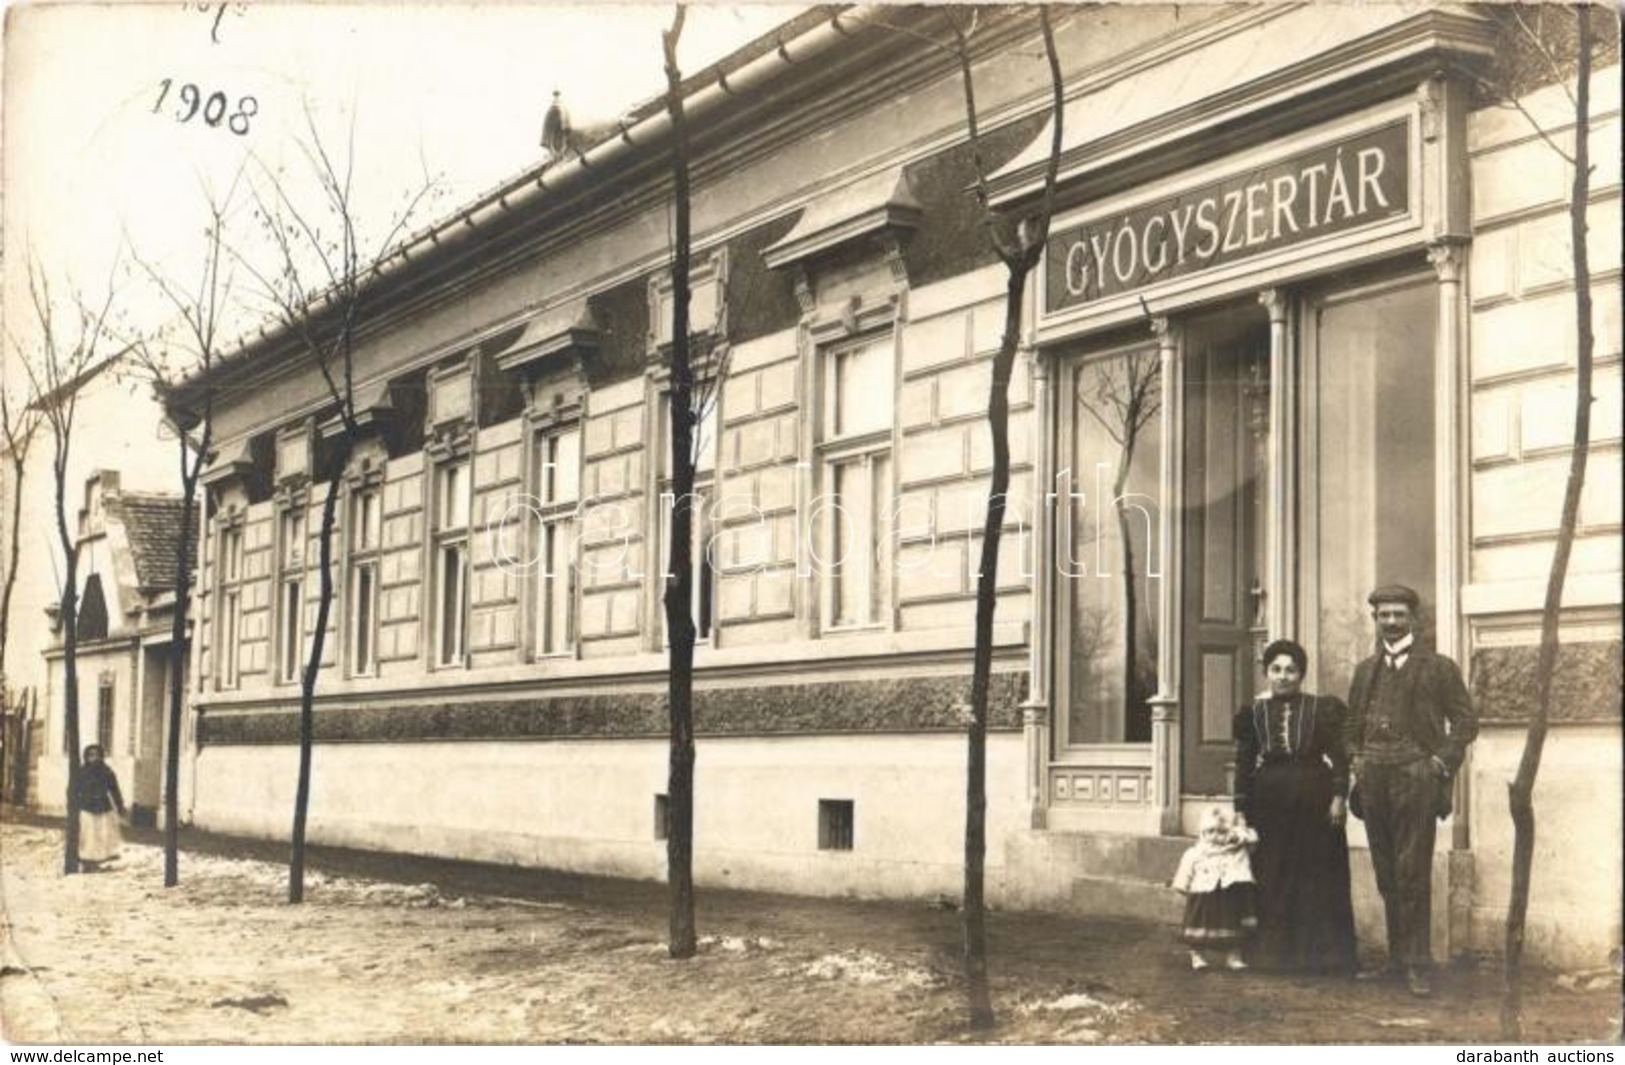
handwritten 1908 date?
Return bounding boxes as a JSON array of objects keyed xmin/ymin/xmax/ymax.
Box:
[{"xmin": 152, "ymin": 79, "xmax": 257, "ymax": 135}]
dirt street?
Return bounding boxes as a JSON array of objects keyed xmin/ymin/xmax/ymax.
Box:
[{"xmin": 1, "ymin": 818, "xmax": 1618, "ymax": 1045}]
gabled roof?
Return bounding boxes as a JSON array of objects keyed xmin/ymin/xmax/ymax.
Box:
[{"xmin": 111, "ymin": 492, "xmax": 194, "ymax": 593}]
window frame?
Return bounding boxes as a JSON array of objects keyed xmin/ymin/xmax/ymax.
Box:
[
  {"xmin": 274, "ymin": 502, "xmax": 307, "ymax": 687},
  {"xmin": 529, "ymin": 420, "xmax": 583, "ymax": 660},
  {"xmin": 430, "ymin": 458, "xmax": 471, "ymax": 669},
  {"xmin": 815, "ymin": 330, "xmax": 898, "ymax": 634},
  {"xmin": 346, "ymin": 483, "xmax": 383, "ymax": 678},
  {"xmin": 654, "ymin": 384, "xmax": 720, "ymax": 648},
  {"xmin": 214, "ymin": 519, "xmax": 244, "ymax": 691}
]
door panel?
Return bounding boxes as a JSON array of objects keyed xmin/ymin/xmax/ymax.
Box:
[{"xmin": 1182, "ymin": 307, "xmax": 1270, "ymax": 795}]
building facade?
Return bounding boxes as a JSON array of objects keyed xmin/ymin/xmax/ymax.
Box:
[{"xmin": 173, "ymin": 6, "xmax": 1620, "ymax": 966}]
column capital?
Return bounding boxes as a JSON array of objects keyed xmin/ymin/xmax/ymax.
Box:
[
  {"xmin": 1427, "ymin": 239, "xmax": 1467, "ymax": 283},
  {"xmin": 1258, "ymin": 288, "xmax": 1288, "ymax": 324},
  {"xmin": 1149, "ymin": 316, "xmax": 1179, "ymax": 348}
]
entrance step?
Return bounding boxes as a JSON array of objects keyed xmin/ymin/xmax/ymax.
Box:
[
  {"xmin": 1071, "ymin": 872, "xmax": 1184, "ymax": 924},
  {"xmin": 1001, "ymin": 829, "xmax": 1193, "ymax": 924},
  {"xmin": 1065, "ymin": 833, "xmax": 1189, "ymax": 923}
]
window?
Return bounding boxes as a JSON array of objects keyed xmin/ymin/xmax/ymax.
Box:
[
  {"xmin": 656, "ymin": 393, "xmax": 718, "ymax": 644},
  {"xmin": 818, "ymin": 799, "xmax": 855, "ymax": 851},
  {"xmin": 96, "ymin": 681, "xmax": 114, "ymax": 754},
  {"xmin": 1303, "ymin": 277, "xmax": 1437, "ymax": 698},
  {"xmin": 276, "ymin": 507, "xmax": 306, "ymax": 685},
  {"xmin": 819, "ymin": 335, "xmax": 894, "ymax": 630},
  {"xmin": 433, "ymin": 461, "xmax": 470, "ymax": 667},
  {"xmin": 216, "ymin": 524, "xmax": 243, "ymax": 690},
  {"xmin": 533, "ymin": 426, "xmax": 581, "ymax": 657},
  {"xmin": 348, "ymin": 487, "xmax": 382, "ymax": 676},
  {"xmin": 1064, "ymin": 345, "xmax": 1162, "ymax": 745}
]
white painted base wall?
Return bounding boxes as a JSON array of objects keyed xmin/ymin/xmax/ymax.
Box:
[
  {"xmin": 1467, "ymin": 724, "xmax": 1623, "ymax": 970},
  {"xmin": 191, "ymin": 732, "xmax": 1027, "ymax": 901}
]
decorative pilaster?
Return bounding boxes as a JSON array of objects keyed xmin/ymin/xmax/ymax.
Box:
[
  {"xmin": 1259, "ymin": 288, "xmax": 1295, "ymax": 644},
  {"xmin": 1146, "ymin": 316, "xmax": 1184, "ymax": 836},
  {"xmin": 1428, "ymin": 237, "xmax": 1470, "ymax": 849},
  {"xmin": 1023, "ymin": 342, "xmax": 1053, "ymax": 829},
  {"xmin": 1427, "ymin": 240, "xmax": 1466, "ymax": 664}
]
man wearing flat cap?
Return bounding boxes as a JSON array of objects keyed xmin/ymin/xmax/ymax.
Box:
[{"xmin": 1346, "ymin": 584, "xmax": 1477, "ymax": 997}]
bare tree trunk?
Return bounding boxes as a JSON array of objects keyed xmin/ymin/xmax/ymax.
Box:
[
  {"xmin": 958, "ymin": 8, "xmax": 1064, "ymax": 1031},
  {"xmin": 0, "ymin": 453, "xmax": 27, "ymax": 695},
  {"xmin": 54, "ymin": 457, "xmax": 82, "ymax": 875},
  {"xmin": 661, "ymin": 4, "xmax": 699, "ymax": 960},
  {"xmin": 965, "ymin": 264, "xmax": 1029, "ymax": 1030},
  {"xmin": 1502, "ymin": 11, "xmax": 1593, "ymax": 1040},
  {"xmin": 290, "ymin": 461, "xmax": 345, "ymax": 904},
  {"xmin": 164, "ymin": 425, "xmax": 206, "ymax": 887},
  {"xmin": 1111, "ymin": 455, "xmax": 1141, "ymax": 738},
  {"xmin": 0, "ymin": 447, "xmax": 29, "ymax": 799}
]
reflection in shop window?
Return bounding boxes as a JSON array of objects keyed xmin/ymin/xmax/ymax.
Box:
[
  {"xmin": 1305, "ymin": 278, "xmax": 1436, "ymax": 699},
  {"xmin": 1066, "ymin": 347, "xmax": 1162, "ymax": 744}
]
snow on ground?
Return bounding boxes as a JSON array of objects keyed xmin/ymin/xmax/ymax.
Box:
[
  {"xmin": 2, "ymin": 820, "xmax": 1619, "ymax": 1045},
  {"xmin": 0, "ymin": 823, "xmax": 1141, "ymax": 1044}
]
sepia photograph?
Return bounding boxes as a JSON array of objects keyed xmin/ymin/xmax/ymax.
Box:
[{"xmin": 0, "ymin": 0, "xmax": 1620, "ymax": 1049}]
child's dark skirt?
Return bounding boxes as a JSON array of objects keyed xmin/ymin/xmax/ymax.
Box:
[{"xmin": 1180, "ymin": 883, "xmax": 1259, "ymax": 949}]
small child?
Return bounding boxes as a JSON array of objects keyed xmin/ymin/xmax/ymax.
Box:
[{"xmin": 1170, "ymin": 805, "xmax": 1258, "ymax": 971}]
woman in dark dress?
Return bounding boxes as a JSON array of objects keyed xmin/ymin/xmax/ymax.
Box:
[
  {"xmin": 73, "ymin": 744, "xmax": 126, "ymax": 871},
  {"xmin": 1233, "ymin": 639, "xmax": 1357, "ymax": 973}
]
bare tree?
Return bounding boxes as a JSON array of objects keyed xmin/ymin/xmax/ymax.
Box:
[
  {"xmin": 127, "ymin": 180, "xmax": 243, "ymax": 887},
  {"xmin": 1074, "ymin": 350, "xmax": 1162, "ymax": 739},
  {"xmin": 659, "ymin": 2, "xmax": 700, "ymax": 960},
  {"xmin": 237, "ymin": 111, "xmax": 437, "ymax": 903},
  {"xmin": 0, "ymin": 396, "xmax": 43, "ymax": 662},
  {"xmin": 1468, "ymin": 7, "xmax": 1608, "ymax": 1040},
  {"xmin": 11, "ymin": 255, "xmax": 125, "ymax": 874},
  {"xmin": 872, "ymin": 5, "xmax": 1067, "ymax": 1028},
  {"xmin": 0, "ymin": 380, "xmax": 44, "ymax": 800}
]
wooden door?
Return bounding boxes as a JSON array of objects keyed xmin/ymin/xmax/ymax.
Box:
[{"xmin": 1181, "ymin": 310, "xmax": 1270, "ymax": 796}]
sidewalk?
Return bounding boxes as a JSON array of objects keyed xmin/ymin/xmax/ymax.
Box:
[{"xmin": 1, "ymin": 812, "xmax": 1618, "ymax": 1045}]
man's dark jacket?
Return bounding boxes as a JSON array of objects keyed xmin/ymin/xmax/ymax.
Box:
[{"xmin": 1346, "ymin": 647, "xmax": 1478, "ymax": 773}]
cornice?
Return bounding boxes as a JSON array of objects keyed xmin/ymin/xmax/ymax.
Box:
[
  {"xmin": 173, "ymin": 7, "xmax": 1036, "ymax": 412},
  {"xmin": 988, "ymin": 8, "xmax": 1497, "ymax": 209}
]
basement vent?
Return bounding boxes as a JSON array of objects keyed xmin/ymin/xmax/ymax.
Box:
[
  {"xmin": 818, "ymin": 799, "xmax": 854, "ymax": 851},
  {"xmin": 654, "ymin": 794, "xmax": 669, "ymax": 841}
]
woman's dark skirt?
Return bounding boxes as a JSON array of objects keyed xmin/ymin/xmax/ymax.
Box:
[
  {"xmin": 1181, "ymin": 883, "xmax": 1258, "ymax": 949},
  {"xmin": 1249, "ymin": 760, "xmax": 1358, "ymax": 973}
]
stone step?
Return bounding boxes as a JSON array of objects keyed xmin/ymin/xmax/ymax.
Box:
[
  {"xmin": 1069, "ymin": 873, "xmax": 1185, "ymax": 924},
  {"xmin": 1039, "ymin": 830, "xmax": 1194, "ymax": 882}
]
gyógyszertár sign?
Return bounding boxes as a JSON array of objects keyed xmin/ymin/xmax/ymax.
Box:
[{"xmin": 1044, "ymin": 121, "xmax": 1409, "ymax": 313}]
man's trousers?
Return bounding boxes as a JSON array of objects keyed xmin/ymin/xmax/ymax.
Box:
[{"xmin": 1360, "ymin": 757, "xmax": 1438, "ymax": 969}]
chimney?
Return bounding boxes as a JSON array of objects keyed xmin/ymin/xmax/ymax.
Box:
[{"xmin": 541, "ymin": 90, "xmax": 571, "ymax": 158}]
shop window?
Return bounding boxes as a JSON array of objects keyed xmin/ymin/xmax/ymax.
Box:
[
  {"xmin": 216, "ymin": 524, "xmax": 243, "ymax": 690},
  {"xmin": 433, "ymin": 460, "xmax": 470, "ymax": 667},
  {"xmin": 818, "ymin": 799, "xmax": 855, "ymax": 851},
  {"xmin": 818, "ymin": 334, "xmax": 894, "ymax": 630},
  {"xmin": 347, "ymin": 487, "xmax": 382, "ymax": 676},
  {"xmin": 276, "ymin": 506, "xmax": 306, "ymax": 685},
  {"xmin": 1302, "ymin": 277, "xmax": 1436, "ymax": 698},
  {"xmin": 1064, "ymin": 344, "xmax": 1163, "ymax": 745},
  {"xmin": 532, "ymin": 425, "xmax": 581, "ymax": 658}
]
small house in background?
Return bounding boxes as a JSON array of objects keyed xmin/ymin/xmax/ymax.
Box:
[
  {"xmin": 36, "ymin": 470, "xmax": 195, "ymax": 826},
  {"xmin": 0, "ymin": 351, "xmax": 192, "ymax": 819}
]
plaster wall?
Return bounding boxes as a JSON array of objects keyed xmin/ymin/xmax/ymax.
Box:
[{"xmin": 191, "ymin": 731, "xmax": 1026, "ymax": 899}]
